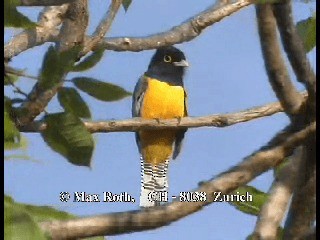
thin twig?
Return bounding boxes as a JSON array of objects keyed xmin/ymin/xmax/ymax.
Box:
[
  {"xmin": 6, "ymin": 78, "xmax": 29, "ymax": 98},
  {"xmin": 82, "ymin": 0, "xmax": 122, "ymax": 55},
  {"xmin": 39, "ymin": 122, "xmax": 315, "ymax": 239},
  {"xmin": 5, "ymin": 66, "xmax": 38, "ymax": 80}
]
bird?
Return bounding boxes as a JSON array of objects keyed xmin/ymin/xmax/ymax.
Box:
[{"xmin": 132, "ymin": 46, "xmax": 189, "ymax": 207}]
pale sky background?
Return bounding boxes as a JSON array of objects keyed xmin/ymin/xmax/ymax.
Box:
[{"xmin": 4, "ymin": 0, "xmax": 316, "ymax": 239}]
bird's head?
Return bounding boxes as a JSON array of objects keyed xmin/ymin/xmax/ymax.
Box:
[{"xmin": 146, "ymin": 46, "xmax": 189, "ymax": 86}]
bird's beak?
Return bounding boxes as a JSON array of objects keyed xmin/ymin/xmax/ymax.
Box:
[{"xmin": 173, "ymin": 60, "xmax": 189, "ymax": 67}]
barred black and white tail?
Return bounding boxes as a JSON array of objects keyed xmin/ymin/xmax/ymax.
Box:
[{"xmin": 140, "ymin": 157, "xmax": 169, "ymax": 207}]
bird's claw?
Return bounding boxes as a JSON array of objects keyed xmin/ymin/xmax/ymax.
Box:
[
  {"xmin": 154, "ymin": 118, "xmax": 160, "ymax": 124},
  {"xmin": 175, "ymin": 116, "xmax": 182, "ymax": 125}
]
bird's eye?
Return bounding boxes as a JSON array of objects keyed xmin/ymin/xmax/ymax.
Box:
[{"xmin": 163, "ymin": 55, "xmax": 172, "ymax": 63}]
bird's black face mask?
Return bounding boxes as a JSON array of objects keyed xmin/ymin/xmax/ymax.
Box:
[{"xmin": 146, "ymin": 46, "xmax": 189, "ymax": 86}]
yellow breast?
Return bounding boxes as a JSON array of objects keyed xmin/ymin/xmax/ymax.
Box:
[
  {"xmin": 139, "ymin": 77, "xmax": 186, "ymax": 165},
  {"xmin": 141, "ymin": 78, "xmax": 185, "ymax": 119}
]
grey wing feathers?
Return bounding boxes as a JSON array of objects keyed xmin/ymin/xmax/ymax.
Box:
[
  {"xmin": 172, "ymin": 129, "xmax": 187, "ymax": 159},
  {"xmin": 132, "ymin": 76, "xmax": 148, "ymax": 117},
  {"xmin": 132, "ymin": 76, "xmax": 148, "ymax": 153},
  {"xmin": 172, "ymin": 91, "xmax": 188, "ymax": 159}
]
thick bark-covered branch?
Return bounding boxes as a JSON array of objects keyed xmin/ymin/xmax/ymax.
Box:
[
  {"xmin": 4, "ymin": 5, "xmax": 68, "ymax": 59},
  {"xmin": 19, "ymin": 0, "xmax": 76, "ymax": 6},
  {"xmin": 272, "ymin": 0, "xmax": 316, "ymax": 118},
  {"xmin": 252, "ymin": 147, "xmax": 302, "ymax": 239},
  {"xmin": 82, "ymin": 0, "xmax": 122, "ymax": 55},
  {"xmin": 100, "ymin": 0, "xmax": 252, "ymax": 52},
  {"xmin": 301, "ymin": 226, "xmax": 316, "ymax": 240},
  {"xmin": 18, "ymin": 94, "xmax": 308, "ymax": 133},
  {"xmin": 57, "ymin": 0, "xmax": 88, "ymax": 51},
  {"xmin": 16, "ymin": 0, "xmax": 89, "ymax": 126},
  {"xmin": 255, "ymin": 3, "xmax": 303, "ymax": 117},
  {"xmin": 257, "ymin": 2, "xmax": 316, "ymax": 238},
  {"xmin": 284, "ymin": 137, "xmax": 316, "ymax": 239},
  {"xmin": 40, "ymin": 122, "xmax": 315, "ymax": 239}
]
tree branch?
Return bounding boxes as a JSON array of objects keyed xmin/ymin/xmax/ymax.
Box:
[
  {"xmin": 40, "ymin": 122, "xmax": 315, "ymax": 239},
  {"xmin": 15, "ymin": 0, "xmax": 89, "ymax": 126},
  {"xmin": 4, "ymin": 5, "xmax": 68, "ymax": 60},
  {"xmin": 18, "ymin": 93, "xmax": 307, "ymax": 133},
  {"xmin": 256, "ymin": 2, "xmax": 317, "ymax": 238},
  {"xmin": 57, "ymin": 0, "xmax": 89, "ymax": 51},
  {"xmin": 82, "ymin": 0, "xmax": 122, "ymax": 55},
  {"xmin": 4, "ymin": 0, "xmax": 252, "ymax": 58},
  {"xmin": 272, "ymin": 0, "xmax": 316, "ymax": 119},
  {"xmin": 252, "ymin": 147, "xmax": 302, "ymax": 239},
  {"xmin": 255, "ymin": 3, "xmax": 303, "ymax": 118},
  {"xmin": 301, "ymin": 226, "xmax": 316, "ymax": 240},
  {"xmin": 5, "ymin": 65, "xmax": 39, "ymax": 81},
  {"xmin": 19, "ymin": 0, "xmax": 76, "ymax": 6},
  {"xmin": 99, "ymin": 0, "xmax": 252, "ymax": 52},
  {"xmin": 284, "ymin": 136, "xmax": 316, "ymax": 239}
]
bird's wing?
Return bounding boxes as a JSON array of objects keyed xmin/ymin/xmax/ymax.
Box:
[
  {"xmin": 172, "ymin": 90, "xmax": 188, "ymax": 159},
  {"xmin": 132, "ymin": 76, "xmax": 148, "ymax": 153},
  {"xmin": 132, "ymin": 76, "xmax": 148, "ymax": 117}
]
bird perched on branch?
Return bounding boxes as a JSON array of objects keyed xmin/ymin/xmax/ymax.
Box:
[{"xmin": 132, "ymin": 46, "xmax": 189, "ymax": 207}]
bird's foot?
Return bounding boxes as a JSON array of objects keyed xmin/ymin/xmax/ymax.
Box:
[
  {"xmin": 175, "ymin": 116, "xmax": 182, "ymax": 125},
  {"xmin": 154, "ymin": 118, "xmax": 161, "ymax": 124}
]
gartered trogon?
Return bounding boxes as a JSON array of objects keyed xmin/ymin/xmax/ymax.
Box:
[{"xmin": 132, "ymin": 46, "xmax": 189, "ymax": 207}]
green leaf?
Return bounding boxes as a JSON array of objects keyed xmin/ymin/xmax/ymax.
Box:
[
  {"xmin": 4, "ymin": 96, "xmax": 13, "ymax": 111},
  {"xmin": 4, "ymin": 142, "xmax": 21, "ymax": 150},
  {"xmin": 296, "ymin": 16, "xmax": 316, "ymax": 53},
  {"xmin": 72, "ymin": 48, "xmax": 105, "ymax": 72},
  {"xmin": 4, "ymin": 0, "xmax": 36, "ymax": 29},
  {"xmin": 5, "ymin": 136, "xmax": 29, "ymax": 159},
  {"xmin": 5, "ymin": 195, "xmax": 74, "ymax": 223},
  {"xmin": 41, "ymin": 112, "xmax": 94, "ymax": 166},
  {"xmin": 4, "ymin": 195, "xmax": 105, "ymax": 240},
  {"xmin": 4, "ymin": 154, "xmax": 31, "ymax": 161},
  {"xmin": 4, "ymin": 136, "xmax": 28, "ymax": 151},
  {"xmin": 58, "ymin": 87, "xmax": 91, "ymax": 118},
  {"xmin": 73, "ymin": 77, "xmax": 131, "ymax": 102},
  {"xmin": 122, "ymin": 0, "xmax": 132, "ymax": 11},
  {"xmin": 39, "ymin": 46, "xmax": 81, "ymax": 89},
  {"xmin": 4, "ymin": 197, "xmax": 47, "ymax": 240},
  {"xmin": 4, "ymin": 73, "xmax": 19, "ymax": 85},
  {"xmin": 83, "ymin": 237, "xmax": 105, "ymax": 240},
  {"xmin": 4, "ymin": 110, "xmax": 20, "ymax": 150},
  {"xmin": 23, "ymin": 205, "xmax": 74, "ymax": 223},
  {"xmin": 4, "ymin": 195, "xmax": 76, "ymax": 240},
  {"xmin": 4, "ymin": 97, "xmax": 22, "ymax": 150},
  {"xmin": 228, "ymin": 185, "xmax": 268, "ymax": 216}
]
